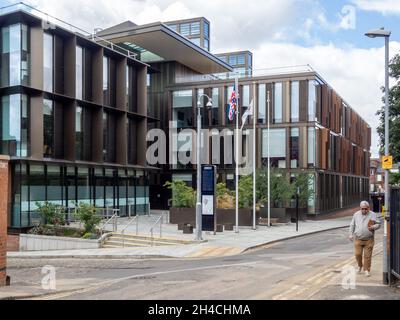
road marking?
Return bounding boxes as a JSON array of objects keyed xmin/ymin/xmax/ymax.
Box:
[
  {"xmin": 34, "ymin": 260, "xmax": 262, "ymax": 300},
  {"xmin": 186, "ymin": 247, "xmax": 242, "ymax": 258}
]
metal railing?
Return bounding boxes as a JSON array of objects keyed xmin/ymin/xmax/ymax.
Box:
[
  {"xmin": 99, "ymin": 213, "xmax": 119, "ymax": 236},
  {"xmin": 149, "ymin": 212, "xmax": 168, "ymax": 246},
  {"xmin": 120, "ymin": 215, "xmax": 139, "ymax": 247}
]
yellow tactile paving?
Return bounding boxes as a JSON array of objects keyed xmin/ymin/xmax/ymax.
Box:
[{"xmin": 186, "ymin": 246, "xmax": 243, "ymax": 258}]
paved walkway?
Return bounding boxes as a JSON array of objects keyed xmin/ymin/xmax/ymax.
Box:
[{"xmin": 8, "ymin": 215, "xmax": 353, "ymax": 259}]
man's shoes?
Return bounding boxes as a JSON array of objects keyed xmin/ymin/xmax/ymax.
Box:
[
  {"xmin": 357, "ymin": 267, "xmax": 362, "ymax": 274},
  {"xmin": 365, "ymin": 271, "xmax": 371, "ymax": 277}
]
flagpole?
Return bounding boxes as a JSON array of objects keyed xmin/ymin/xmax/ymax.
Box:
[
  {"xmin": 235, "ymin": 75, "xmax": 239, "ymax": 234},
  {"xmin": 252, "ymin": 81, "xmax": 257, "ymax": 230},
  {"xmin": 267, "ymin": 90, "xmax": 271, "ymax": 227}
]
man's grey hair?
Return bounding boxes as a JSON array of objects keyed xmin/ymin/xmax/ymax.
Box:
[{"xmin": 360, "ymin": 201, "xmax": 370, "ymax": 208}]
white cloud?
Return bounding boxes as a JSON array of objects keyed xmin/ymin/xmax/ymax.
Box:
[
  {"xmin": 253, "ymin": 41, "xmax": 400, "ymax": 157},
  {"xmin": 352, "ymin": 0, "xmax": 400, "ymax": 15}
]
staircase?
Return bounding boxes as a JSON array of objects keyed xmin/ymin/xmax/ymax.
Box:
[{"xmin": 102, "ymin": 232, "xmax": 195, "ymax": 248}]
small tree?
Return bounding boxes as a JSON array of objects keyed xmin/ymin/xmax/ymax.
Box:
[
  {"xmin": 74, "ymin": 202, "xmax": 102, "ymax": 234},
  {"xmin": 164, "ymin": 180, "xmax": 196, "ymax": 208},
  {"xmin": 35, "ymin": 201, "xmax": 65, "ymax": 226},
  {"xmin": 216, "ymin": 182, "xmax": 234, "ymax": 209},
  {"xmin": 238, "ymin": 174, "xmax": 253, "ymax": 209},
  {"xmin": 291, "ymin": 172, "xmax": 315, "ymax": 208}
]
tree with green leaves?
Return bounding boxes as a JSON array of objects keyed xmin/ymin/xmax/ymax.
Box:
[
  {"xmin": 164, "ymin": 180, "xmax": 196, "ymax": 208},
  {"xmin": 291, "ymin": 172, "xmax": 315, "ymax": 208}
]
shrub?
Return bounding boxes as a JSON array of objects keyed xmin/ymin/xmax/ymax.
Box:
[
  {"xmin": 291, "ymin": 172, "xmax": 315, "ymax": 208},
  {"xmin": 82, "ymin": 232, "xmax": 97, "ymax": 239},
  {"xmin": 74, "ymin": 203, "xmax": 102, "ymax": 234},
  {"xmin": 35, "ymin": 201, "xmax": 65, "ymax": 226},
  {"xmin": 164, "ymin": 180, "xmax": 196, "ymax": 208},
  {"xmin": 216, "ymin": 183, "xmax": 234, "ymax": 209}
]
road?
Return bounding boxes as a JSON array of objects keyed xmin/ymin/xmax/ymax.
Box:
[{"xmin": 6, "ymin": 227, "xmax": 391, "ymax": 300}]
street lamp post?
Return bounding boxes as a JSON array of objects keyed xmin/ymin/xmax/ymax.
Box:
[
  {"xmin": 196, "ymin": 94, "xmax": 212, "ymax": 241},
  {"xmin": 365, "ymin": 27, "xmax": 391, "ymax": 285}
]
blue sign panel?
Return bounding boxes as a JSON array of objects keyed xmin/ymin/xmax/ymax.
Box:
[{"xmin": 201, "ymin": 165, "xmax": 216, "ymax": 231}]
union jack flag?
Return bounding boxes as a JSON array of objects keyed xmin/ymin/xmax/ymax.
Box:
[{"xmin": 227, "ymin": 85, "xmax": 237, "ymax": 121}]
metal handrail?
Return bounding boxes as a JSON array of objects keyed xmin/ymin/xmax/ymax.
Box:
[
  {"xmin": 120, "ymin": 215, "xmax": 139, "ymax": 247},
  {"xmin": 99, "ymin": 213, "xmax": 118, "ymax": 236},
  {"xmin": 149, "ymin": 212, "xmax": 167, "ymax": 246}
]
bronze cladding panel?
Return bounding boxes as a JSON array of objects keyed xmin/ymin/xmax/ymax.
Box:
[
  {"xmin": 116, "ymin": 57, "xmax": 127, "ymax": 111},
  {"xmin": 92, "ymin": 47, "xmax": 103, "ymax": 105},
  {"xmin": 63, "ymin": 35, "xmax": 76, "ymax": 98},
  {"xmin": 63, "ymin": 101, "xmax": 76, "ymax": 161},
  {"xmin": 299, "ymin": 80, "xmax": 308, "ymax": 122},
  {"xmin": 29, "ymin": 95, "xmax": 44, "ymax": 159},
  {"xmin": 137, "ymin": 65, "xmax": 148, "ymax": 116},
  {"xmin": 116, "ymin": 114, "xmax": 127, "ymax": 165},
  {"xmin": 91, "ymin": 108, "xmax": 103, "ymax": 163},
  {"xmin": 30, "ymin": 26, "xmax": 43, "ymax": 90}
]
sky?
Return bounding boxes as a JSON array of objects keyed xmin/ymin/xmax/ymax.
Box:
[{"xmin": 1, "ymin": 0, "xmax": 400, "ymax": 157}]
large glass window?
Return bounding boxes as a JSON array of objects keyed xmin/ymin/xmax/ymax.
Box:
[
  {"xmin": 43, "ymin": 99, "xmax": 54, "ymax": 158},
  {"xmin": 75, "ymin": 106, "xmax": 92, "ymax": 161},
  {"xmin": 308, "ymin": 80, "xmax": 317, "ymax": 121},
  {"xmin": 190, "ymin": 38, "xmax": 201, "ymax": 46},
  {"xmin": 103, "ymin": 55, "xmax": 109, "ymax": 105},
  {"xmin": 126, "ymin": 65, "xmax": 137, "ymax": 112},
  {"xmin": 204, "ymin": 21, "xmax": 209, "ymax": 38},
  {"xmin": 1, "ymin": 23, "xmax": 30, "ymax": 87},
  {"xmin": 191, "ymin": 22, "xmax": 200, "ymax": 35},
  {"xmin": 76, "ymin": 46, "xmax": 83, "ymax": 100},
  {"xmin": 229, "ymin": 55, "xmax": 237, "ymax": 66},
  {"xmin": 0, "ymin": 94, "xmax": 29, "ymax": 156},
  {"xmin": 237, "ymin": 54, "xmax": 245, "ymax": 65},
  {"xmin": 308, "ymin": 127, "xmax": 315, "ymax": 167},
  {"xmin": 128, "ymin": 118, "xmax": 137, "ymax": 164},
  {"xmin": 168, "ymin": 24, "xmax": 178, "ymax": 32},
  {"xmin": 204, "ymin": 39, "xmax": 209, "ymax": 51},
  {"xmin": 290, "ymin": 128, "xmax": 299, "ymax": 168},
  {"xmin": 273, "ymin": 82, "xmax": 282, "ymax": 123},
  {"xmin": 43, "ymin": 33, "xmax": 53, "ymax": 92},
  {"xmin": 262, "ymin": 128, "xmax": 286, "ymax": 168},
  {"xmin": 291, "ymin": 81, "xmax": 299, "ymax": 122},
  {"xmin": 258, "ymin": 83, "xmax": 266, "ymax": 124},
  {"xmin": 211, "ymin": 88, "xmax": 219, "ymax": 125},
  {"xmin": 103, "ymin": 112, "xmax": 116, "ymax": 162},
  {"xmin": 172, "ymin": 90, "xmax": 193, "ymax": 128},
  {"xmin": 180, "ymin": 23, "xmax": 190, "ymax": 36}
]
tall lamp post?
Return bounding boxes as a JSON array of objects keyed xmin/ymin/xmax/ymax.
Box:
[
  {"xmin": 196, "ymin": 94, "xmax": 212, "ymax": 241},
  {"xmin": 365, "ymin": 27, "xmax": 391, "ymax": 285}
]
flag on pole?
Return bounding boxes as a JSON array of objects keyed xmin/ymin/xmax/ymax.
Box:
[
  {"xmin": 240, "ymin": 99, "xmax": 253, "ymax": 130},
  {"xmin": 227, "ymin": 85, "xmax": 237, "ymax": 121}
]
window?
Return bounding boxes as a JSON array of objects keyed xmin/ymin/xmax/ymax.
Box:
[
  {"xmin": 180, "ymin": 23, "xmax": 190, "ymax": 36},
  {"xmin": 290, "ymin": 128, "xmax": 299, "ymax": 168},
  {"xmin": 75, "ymin": 106, "xmax": 92, "ymax": 161},
  {"xmin": 43, "ymin": 33, "xmax": 53, "ymax": 92},
  {"xmin": 262, "ymin": 128, "xmax": 286, "ymax": 168},
  {"xmin": 191, "ymin": 22, "xmax": 200, "ymax": 35},
  {"xmin": 204, "ymin": 39, "xmax": 209, "ymax": 51},
  {"xmin": 43, "ymin": 99, "xmax": 54, "ymax": 158},
  {"xmin": 308, "ymin": 127, "xmax": 315, "ymax": 167},
  {"xmin": 1, "ymin": 23, "xmax": 30, "ymax": 87},
  {"xmin": 172, "ymin": 90, "xmax": 193, "ymax": 128},
  {"xmin": 291, "ymin": 81, "xmax": 299, "ymax": 122},
  {"xmin": 229, "ymin": 55, "xmax": 237, "ymax": 66},
  {"xmin": 0, "ymin": 94, "xmax": 29, "ymax": 156},
  {"xmin": 168, "ymin": 24, "xmax": 178, "ymax": 32},
  {"xmin": 203, "ymin": 21, "xmax": 209, "ymax": 38},
  {"xmin": 248, "ymin": 53, "xmax": 252, "ymax": 69},
  {"xmin": 102, "ymin": 112, "xmax": 116, "ymax": 162},
  {"xmin": 273, "ymin": 83, "xmax": 282, "ymax": 123},
  {"xmin": 211, "ymin": 88, "xmax": 219, "ymax": 125},
  {"xmin": 103, "ymin": 56, "xmax": 109, "ymax": 105},
  {"xmin": 237, "ymin": 54, "xmax": 245, "ymax": 65},
  {"xmin": 190, "ymin": 38, "xmax": 201, "ymax": 46},
  {"xmin": 218, "ymin": 55, "xmax": 227, "ymax": 63},
  {"xmin": 76, "ymin": 46, "xmax": 83, "ymax": 100},
  {"xmin": 308, "ymin": 80, "xmax": 317, "ymax": 121},
  {"xmin": 258, "ymin": 84, "xmax": 266, "ymax": 124},
  {"xmin": 128, "ymin": 118, "xmax": 137, "ymax": 164},
  {"xmin": 242, "ymin": 85, "xmax": 250, "ymax": 107},
  {"xmin": 126, "ymin": 65, "xmax": 137, "ymax": 112}
]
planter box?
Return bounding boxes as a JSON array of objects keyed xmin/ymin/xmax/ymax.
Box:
[
  {"xmin": 19, "ymin": 234, "xmax": 101, "ymax": 251},
  {"xmin": 170, "ymin": 207, "xmax": 258, "ymax": 227},
  {"xmin": 260, "ymin": 207, "xmax": 291, "ymax": 223}
]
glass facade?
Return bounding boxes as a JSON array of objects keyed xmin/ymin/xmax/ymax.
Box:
[
  {"xmin": 273, "ymin": 82, "xmax": 282, "ymax": 123},
  {"xmin": 75, "ymin": 105, "xmax": 92, "ymax": 161},
  {"xmin": 291, "ymin": 81, "xmax": 299, "ymax": 122},
  {"xmin": 308, "ymin": 80, "xmax": 317, "ymax": 121},
  {"xmin": 191, "ymin": 22, "xmax": 200, "ymax": 35},
  {"xmin": 0, "ymin": 94, "xmax": 29, "ymax": 156},
  {"xmin": 211, "ymin": 88, "xmax": 219, "ymax": 125},
  {"xmin": 290, "ymin": 127, "xmax": 299, "ymax": 168},
  {"xmin": 43, "ymin": 99, "xmax": 54, "ymax": 158},
  {"xmin": 258, "ymin": 83, "xmax": 266, "ymax": 124},
  {"xmin": 262, "ymin": 128, "xmax": 286, "ymax": 168},
  {"xmin": 1, "ymin": 23, "xmax": 30, "ymax": 87},
  {"xmin": 180, "ymin": 23, "xmax": 190, "ymax": 36},
  {"xmin": 103, "ymin": 55, "xmax": 109, "ymax": 105},
  {"xmin": 172, "ymin": 90, "xmax": 193, "ymax": 128},
  {"xmin": 43, "ymin": 32, "xmax": 53, "ymax": 92},
  {"xmin": 308, "ymin": 127, "xmax": 315, "ymax": 167},
  {"xmin": 10, "ymin": 163, "xmax": 150, "ymax": 227},
  {"xmin": 76, "ymin": 45, "xmax": 83, "ymax": 100}
]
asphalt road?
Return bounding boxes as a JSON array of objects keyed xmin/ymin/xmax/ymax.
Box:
[{"xmin": 6, "ymin": 227, "xmax": 387, "ymax": 300}]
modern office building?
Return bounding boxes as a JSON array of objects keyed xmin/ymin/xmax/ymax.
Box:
[
  {"xmin": 370, "ymin": 158, "xmax": 384, "ymax": 193},
  {"xmin": 164, "ymin": 17, "xmax": 210, "ymax": 52},
  {"xmin": 0, "ymin": 8, "xmax": 154, "ymax": 229},
  {"xmin": 215, "ymin": 50, "xmax": 253, "ymax": 76},
  {"xmin": 165, "ymin": 69, "xmax": 371, "ymax": 215}
]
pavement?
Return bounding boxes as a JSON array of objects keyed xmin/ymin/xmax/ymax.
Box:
[{"xmin": 7, "ymin": 214, "xmax": 354, "ymax": 260}]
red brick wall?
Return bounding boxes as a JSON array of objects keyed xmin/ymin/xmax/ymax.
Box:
[
  {"xmin": 7, "ymin": 234, "xmax": 19, "ymax": 252},
  {"xmin": 0, "ymin": 156, "xmax": 9, "ymax": 286}
]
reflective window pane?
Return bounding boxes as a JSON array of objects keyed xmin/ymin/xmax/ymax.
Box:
[
  {"xmin": 291, "ymin": 81, "xmax": 299, "ymax": 122},
  {"xmin": 191, "ymin": 22, "xmax": 200, "ymax": 35},
  {"xmin": 262, "ymin": 128, "xmax": 286, "ymax": 168},
  {"xmin": 258, "ymin": 84, "xmax": 266, "ymax": 123},
  {"xmin": 43, "ymin": 99, "xmax": 54, "ymax": 157},
  {"xmin": 180, "ymin": 23, "xmax": 190, "ymax": 36},
  {"xmin": 76, "ymin": 46, "xmax": 83, "ymax": 99},
  {"xmin": 273, "ymin": 83, "xmax": 282, "ymax": 123},
  {"xmin": 43, "ymin": 33, "xmax": 53, "ymax": 92}
]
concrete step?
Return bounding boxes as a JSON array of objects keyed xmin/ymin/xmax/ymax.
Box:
[
  {"xmin": 111, "ymin": 233, "xmax": 195, "ymax": 245},
  {"xmin": 104, "ymin": 241, "xmax": 152, "ymax": 248},
  {"xmin": 108, "ymin": 237, "xmax": 177, "ymax": 246}
]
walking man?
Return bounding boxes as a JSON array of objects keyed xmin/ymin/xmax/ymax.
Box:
[{"xmin": 348, "ymin": 201, "xmax": 381, "ymax": 277}]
